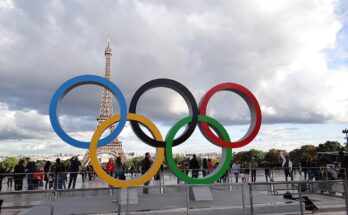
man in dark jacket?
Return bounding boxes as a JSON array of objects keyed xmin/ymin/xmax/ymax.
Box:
[
  {"xmin": 13, "ymin": 160, "xmax": 25, "ymax": 191},
  {"xmin": 52, "ymin": 158, "xmax": 65, "ymax": 189},
  {"xmin": 25, "ymin": 158, "xmax": 36, "ymax": 190},
  {"xmin": 68, "ymin": 156, "xmax": 81, "ymax": 189},
  {"xmin": 142, "ymin": 152, "xmax": 152, "ymax": 194},
  {"xmin": 189, "ymin": 155, "xmax": 200, "ymax": 178}
]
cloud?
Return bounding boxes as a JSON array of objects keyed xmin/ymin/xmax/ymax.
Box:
[
  {"xmin": 0, "ymin": 0, "xmax": 346, "ymax": 126},
  {"xmin": 0, "ymin": 0, "xmax": 347, "ymax": 155},
  {"xmin": 0, "ymin": 103, "xmax": 52, "ymax": 140}
]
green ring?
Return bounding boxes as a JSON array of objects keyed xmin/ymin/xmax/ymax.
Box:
[{"xmin": 166, "ymin": 115, "xmax": 232, "ymax": 184}]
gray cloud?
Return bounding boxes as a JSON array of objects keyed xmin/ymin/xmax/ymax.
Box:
[{"xmin": 0, "ymin": 0, "xmax": 347, "ymax": 138}]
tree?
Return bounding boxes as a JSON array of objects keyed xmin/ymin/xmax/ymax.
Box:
[
  {"xmin": 2, "ymin": 157, "xmax": 18, "ymax": 170},
  {"xmin": 249, "ymin": 149, "xmax": 265, "ymax": 163},
  {"xmin": 300, "ymin": 145, "xmax": 316, "ymax": 160},
  {"xmin": 234, "ymin": 151, "xmax": 250, "ymax": 163},
  {"xmin": 174, "ymin": 155, "xmax": 186, "ymax": 165},
  {"xmin": 289, "ymin": 145, "xmax": 316, "ymax": 165},
  {"xmin": 316, "ymin": 141, "xmax": 344, "ymax": 165},
  {"xmin": 264, "ymin": 149, "xmax": 282, "ymax": 167},
  {"xmin": 234, "ymin": 150, "xmax": 264, "ymax": 164},
  {"xmin": 289, "ymin": 149, "xmax": 302, "ymax": 165},
  {"xmin": 129, "ymin": 156, "xmax": 144, "ymax": 167},
  {"xmin": 316, "ymin": 141, "xmax": 343, "ymax": 152}
]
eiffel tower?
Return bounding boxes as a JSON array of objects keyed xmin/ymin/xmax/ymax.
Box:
[{"xmin": 82, "ymin": 40, "xmax": 125, "ymax": 166}]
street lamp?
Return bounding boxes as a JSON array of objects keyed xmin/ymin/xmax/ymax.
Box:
[{"xmin": 343, "ymin": 128, "xmax": 348, "ymax": 148}]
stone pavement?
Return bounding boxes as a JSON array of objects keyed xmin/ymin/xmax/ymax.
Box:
[
  {"xmin": 12, "ymin": 186, "xmax": 301, "ymax": 215},
  {"xmin": 1, "ymin": 184, "xmax": 346, "ymax": 215},
  {"xmin": 1, "ymin": 171, "xmax": 347, "ymax": 215}
]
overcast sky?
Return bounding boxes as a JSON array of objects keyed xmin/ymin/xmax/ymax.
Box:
[{"xmin": 0, "ymin": 0, "xmax": 347, "ymax": 156}]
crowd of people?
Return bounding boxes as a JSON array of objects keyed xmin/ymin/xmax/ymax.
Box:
[
  {"xmin": 176, "ymin": 151, "xmax": 348, "ymax": 184},
  {"xmin": 0, "ymin": 153, "xmax": 156, "ymax": 193},
  {"xmin": 0, "ymin": 151, "xmax": 347, "ymax": 192},
  {"xmin": 0, "ymin": 157, "xmax": 81, "ymax": 191}
]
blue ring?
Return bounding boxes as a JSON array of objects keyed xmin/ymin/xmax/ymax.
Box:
[{"xmin": 49, "ymin": 75, "xmax": 127, "ymax": 149}]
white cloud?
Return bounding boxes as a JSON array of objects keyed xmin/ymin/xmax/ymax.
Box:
[
  {"xmin": 0, "ymin": 0, "xmax": 347, "ymax": 155},
  {"xmin": 261, "ymin": 105, "xmax": 276, "ymax": 116},
  {"xmin": 0, "ymin": 103, "xmax": 52, "ymax": 140}
]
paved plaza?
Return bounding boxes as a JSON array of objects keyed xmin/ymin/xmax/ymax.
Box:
[{"xmin": 1, "ymin": 170, "xmax": 347, "ymax": 215}]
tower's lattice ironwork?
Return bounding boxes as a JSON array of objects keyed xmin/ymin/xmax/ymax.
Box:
[{"xmin": 82, "ymin": 41, "xmax": 125, "ymax": 166}]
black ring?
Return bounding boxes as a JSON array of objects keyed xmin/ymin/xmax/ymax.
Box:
[{"xmin": 129, "ymin": 78, "xmax": 199, "ymax": 148}]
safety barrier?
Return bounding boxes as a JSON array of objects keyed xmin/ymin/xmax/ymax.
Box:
[{"xmin": 1, "ymin": 178, "xmax": 348, "ymax": 215}]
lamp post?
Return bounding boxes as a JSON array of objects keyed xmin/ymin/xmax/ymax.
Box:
[{"xmin": 343, "ymin": 128, "xmax": 348, "ymax": 148}]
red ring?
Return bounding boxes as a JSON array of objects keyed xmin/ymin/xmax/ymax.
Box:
[{"xmin": 199, "ymin": 83, "xmax": 262, "ymax": 148}]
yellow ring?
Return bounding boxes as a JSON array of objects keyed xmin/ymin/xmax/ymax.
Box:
[{"xmin": 89, "ymin": 113, "xmax": 164, "ymax": 188}]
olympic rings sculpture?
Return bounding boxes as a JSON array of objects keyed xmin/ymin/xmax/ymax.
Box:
[{"xmin": 49, "ymin": 75, "xmax": 262, "ymax": 187}]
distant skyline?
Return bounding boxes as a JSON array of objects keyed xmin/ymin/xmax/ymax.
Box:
[{"xmin": 0, "ymin": 0, "xmax": 347, "ymax": 156}]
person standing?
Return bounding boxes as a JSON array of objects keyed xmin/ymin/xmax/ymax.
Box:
[
  {"xmin": 0, "ymin": 163, "xmax": 4, "ymax": 191},
  {"xmin": 208, "ymin": 159, "xmax": 214, "ymax": 174},
  {"xmin": 115, "ymin": 157, "xmax": 125, "ymax": 180},
  {"xmin": 81, "ymin": 166, "xmax": 87, "ymax": 182},
  {"xmin": 25, "ymin": 158, "xmax": 36, "ymax": 190},
  {"xmin": 142, "ymin": 152, "xmax": 152, "ymax": 194},
  {"xmin": 43, "ymin": 161, "xmax": 52, "ymax": 190},
  {"xmin": 242, "ymin": 163, "xmax": 249, "ymax": 183},
  {"xmin": 301, "ymin": 159, "xmax": 308, "ymax": 180},
  {"xmin": 52, "ymin": 158, "xmax": 65, "ymax": 189},
  {"xmin": 6, "ymin": 167, "xmax": 13, "ymax": 189},
  {"xmin": 280, "ymin": 151, "xmax": 293, "ymax": 181},
  {"xmin": 202, "ymin": 158, "xmax": 208, "ymax": 177},
  {"xmin": 177, "ymin": 162, "xmax": 185, "ymax": 184},
  {"xmin": 249, "ymin": 157, "xmax": 258, "ymax": 182},
  {"xmin": 33, "ymin": 169, "xmax": 44, "ymax": 189},
  {"xmin": 105, "ymin": 158, "xmax": 115, "ymax": 177},
  {"xmin": 13, "ymin": 160, "xmax": 25, "ymax": 191},
  {"xmin": 189, "ymin": 155, "xmax": 200, "ymax": 178},
  {"xmin": 87, "ymin": 165, "xmax": 94, "ymax": 181},
  {"xmin": 68, "ymin": 156, "xmax": 81, "ymax": 189},
  {"xmin": 265, "ymin": 167, "xmax": 273, "ymax": 182},
  {"xmin": 129, "ymin": 166, "xmax": 135, "ymax": 178},
  {"xmin": 232, "ymin": 161, "xmax": 241, "ymax": 183},
  {"xmin": 312, "ymin": 157, "xmax": 321, "ymax": 180},
  {"xmin": 184, "ymin": 159, "xmax": 190, "ymax": 176},
  {"xmin": 339, "ymin": 151, "xmax": 348, "ymax": 179}
]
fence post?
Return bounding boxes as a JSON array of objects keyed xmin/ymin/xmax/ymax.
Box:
[
  {"xmin": 50, "ymin": 190, "xmax": 55, "ymax": 215},
  {"xmin": 298, "ymin": 183, "xmax": 304, "ymax": 215},
  {"xmin": 343, "ymin": 180, "xmax": 348, "ymax": 214},
  {"xmin": 325, "ymin": 167, "xmax": 331, "ymax": 195},
  {"xmin": 249, "ymin": 183, "xmax": 254, "ymax": 215},
  {"xmin": 229, "ymin": 169, "xmax": 232, "ymax": 191},
  {"xmin": 186, "ymin": 184, "xmax": 190, "ymax": 215},
  {"xmin": 126, "ymin": 187, "xmax": 130, "ymax": 215},
  {"xmin": 55, "ymin": 172, "xmax": 58, "ymax": 192},
  {"xmin": 161, "ymin": 170, "xmax": 165, "ymax": 193},
  {"xmin": 241, "ymin": 183, "xmax": 245, "ymax": 215},
  {"xmin": 117, "ymin": 188, "xmax": 121, "ymax": 215}
]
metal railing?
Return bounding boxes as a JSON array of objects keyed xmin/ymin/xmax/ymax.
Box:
[
  {"xmin": 1, "ymin": 167, "xmax": 347, "ymax": 190},
  {"xmin": 1, "ymin": 179, "xmax": 348, "ymax": 215},
  {"xmin": 1, "ymin": 168, "xmax": 348, "ymax": 215}
]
